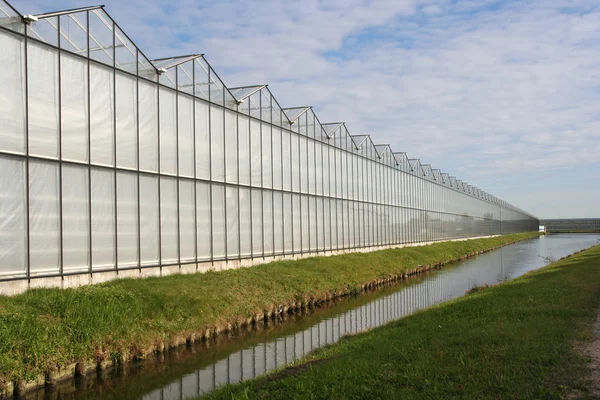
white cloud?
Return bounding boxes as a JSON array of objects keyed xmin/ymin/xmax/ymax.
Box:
[{"xmin": 9, "ymin": 0, "xmax": 600, "ymax": 218}]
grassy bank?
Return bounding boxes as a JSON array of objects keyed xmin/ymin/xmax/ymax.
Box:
[
  {"xmin": 0, "ymin": 232, "xmax": 539, "ymax": 392},
  {"xmin": 202, "ymin": 241, "xmax": 600, "ymax": 400}
]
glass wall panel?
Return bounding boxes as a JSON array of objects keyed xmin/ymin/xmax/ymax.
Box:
[
  {"xmin": 61, "ymin": 53, "xmax": 89, "ymax": 162},
  {"xmin": 195, "ymin": 100, "xmax": 210, "ymax": 180},
  {"xmin": 250, "ymin": 119, "xmax": 261, "ymax": 187},
  {"xmin": 115, "ymin": 72, "xmax": 137, "ymax": 169},
  {"xmin": 91, "ymin": 168, "xmax": 115, "ymax": 270},
  {"xmin": 283, "ymin": 193, "xmax": 293, "ymax": 253},
  {"xmin": 238, "ymin": 114, "xmax": 250, "ymax": 185},
  {"xmin": 140, "ymin": 174, "xmax": 159, "ymax": 266},
  {"xmin": 239, "ymin": 187, "xmax": 251, "ymax": 257},
  {"xmin": 160, "ymin": 177, "xmax": 178, "ymax": 263},
  {"xmin": 273, "ymin": 191, "xmax": 283, "ymax": 254},
  {"xmin": 211, "ymin": 106, "xmax": 225, "ymax": 182},
  {"xmin": 178, "ymin": 95, "xmax": 194, "ymax": 177},
  {"xmin": 90, "ymin": 64, "xmax": 115, "ymax": 166},
  {"xmin": 301, "ymin": 195, "xmax": 309, "ymax": 251},
  {"xmin": 139, "ymin": 81, "xmax": 158, "ymax": 172},
  {"xmin": 29, "ymin": 161, "xmax": 60, "ymax": 274},
  {"xmin": 282, "ymin": 129, "xmax": 291, "ymax": 191},
  {"xmin": 61, "ymin": 165, "xmax": 89, "ymax": 272},
  {"xmin": 262, "ymin": 123, "xmax": 272, "ymax": 188},
  {"xmin": 196, "ymin": 181, "xmax": 211, "ymax": 260},
  {"xmin": 272, "ymin": 127, "xmax": 282, "ymax": 189},
  {"xmin": 292, "ymin": 194, "xmax": 301, "ymax": 251},
  {"xmin": 225, "ymin": 110, "xmax": 238, "ymax": 183},
  {"xmin": 179, "ymin": 180, "xmax": 195, "ymax": 262},
  {"xmin": 263, "ymin": 191, "xmax": 273, "ymax": 254},
  {"xmin": 251, "ymin": 189, "xmax": 263, "ymax": 256},
  {"xmin": 117, "ymin": 171, "xmax": 138, "ymax": 268},
  {"xmin": 212, "ymin": 184, "xmax": 226, "ymax": 258},
  {"xmin": 0, "ymin": 31, "xmax": 25, "ymax": 154},
  {"xmin": 0, "ymin": 156, "xmax": 26, "ymax": 276},
  {"xmin": 226, "ymin": 186, "xmax": 239, "ymax": 258},
  {"xmin": 159, "ymin": 88, "xmax": 177, "ymax": 175},
  {"xmin": 28, "ymin": 42, "xmax": 59, "ymax": 159}
]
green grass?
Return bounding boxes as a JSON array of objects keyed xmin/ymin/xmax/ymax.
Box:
[
  {"xmin": 201, "ymin": 241, "xmax": 600, "ymax": 400},
  {"xmin": 0, "ymin": 232, "xmax": 539, "ymax": 385}
]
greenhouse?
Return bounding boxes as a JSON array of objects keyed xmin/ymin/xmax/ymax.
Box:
[{"xmin": 0, "ymin": 1, "xmax": 538, "ymax": 292}]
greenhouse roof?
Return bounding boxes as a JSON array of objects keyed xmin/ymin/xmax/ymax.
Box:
[{"xmin": 0, "ymin": 0, "xmax": 537, "ymax": 217}]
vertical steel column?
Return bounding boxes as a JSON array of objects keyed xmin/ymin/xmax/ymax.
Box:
[
  {"xmin": 57, "ymin": 17, "xmax": 64, "ymax": 278},
  {"xmin": 136, "ymin": 50, "xmax": 142, "ymax": 272},
  {"xmin": 289, "ymin": 122, "xmax": 293, "ymax": 255},
  {"xmin": 269, "ymin": 95, "xmax": 275, "ymax": 257},
  {"xmin": 192, "ymin": 62, "xmax": 198, "ymax": 268},
  {"xmin": 24, "ymin": 19, "xmax": 31, "ymax": 282},
  {"xmin": 320, "ymin": 126, "xmax": 325, "ymax": 253},
  {"xmin": 113, "ymin": 20, "xmax": 118, "ymax": 273},
  {"xmin": 222, "ymin": 87, "xmax": 228, "ymax": 261},
  {"xmin": 175, "ymin": 67, "xmax": 181, "ymax": 267},
  {"xmin": 298, "ymin": 121, "xmax": 303, "ymax": 254},
  {"xmin": 350, "ymin": 142, "xmax": 355, "ymax": 249},
  {"xmin": 305, "ymin": 114, "xmax": 310, "ymax": 253},
  {"xmin": 236, "ymin": 94, "xmax": 241, "ymax": 261},
  {"xmin": 313, "ymin": 117, "xmax": 317, "ymax": 253},
  {"xmin": 86, "ymin": 11, "xmax": 93, "ymax": 276},
  {"xmin": 333, "ymin": 133, "xmax": 338, "ymax": 251},
  {"xmin": 259, "ymin": 92, "xmax": 264, "ymax": 258},
  {"xmin": 207, "ymin": 69, "xmax": 213, "ymax": 264},
  {"xmin": 157, "ymin": 73, "xmax": 162, "ymax": 271}
]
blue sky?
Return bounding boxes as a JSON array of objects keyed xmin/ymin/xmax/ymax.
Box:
[{"xmin": 10, "ymin": 0, "xmax": 600, "ymax": 219}]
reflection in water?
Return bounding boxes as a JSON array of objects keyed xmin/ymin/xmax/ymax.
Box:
[{"xmin": 25, "ymin": 234, "xmax": 600, "ymax": 400}]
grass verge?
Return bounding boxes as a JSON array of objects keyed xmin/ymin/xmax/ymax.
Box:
[
  {"xmin": 201, "ymin": 241, "xmax": 600, "ymax": 400},
  {"xmin": 0, "ymin": 232, "xmax": 539, "ymax": 391}
]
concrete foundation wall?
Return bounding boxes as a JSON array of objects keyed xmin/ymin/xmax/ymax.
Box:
[{"xmin": 0, "ymin": 235, "xmax": 500, "ymax": 296}]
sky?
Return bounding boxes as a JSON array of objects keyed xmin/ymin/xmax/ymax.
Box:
[{"xmin": 10, "ymin": 0, "xmax": 600, "ymax": 219}]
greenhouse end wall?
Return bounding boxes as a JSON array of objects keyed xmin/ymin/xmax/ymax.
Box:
[{"xmin": 0, "ymin": 1, "xmax": 538, "ymax": 295}]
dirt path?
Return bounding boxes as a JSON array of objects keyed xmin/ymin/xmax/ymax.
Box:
[{"xmin": 571, "ymin": 314, "xmax": 600, "ymax": 399}]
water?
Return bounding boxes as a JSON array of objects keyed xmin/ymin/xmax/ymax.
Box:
[{"xmin": 25, "ymin": 234, "xmax": 600, "ymax": 399}]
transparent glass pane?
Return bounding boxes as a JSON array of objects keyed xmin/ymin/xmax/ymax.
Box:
[
  {"xmin": 0, "ymin": 0, "xmax": 24, "ymax": 33},
  {"xmin": 196, "ymin": 181, "xmax": 211, "ymax": 260},
  {"xmin": 179, "ymin": 180, "xmax": 195, "ymax": 262},
  {"xmin": 160, "ymin": 88, "xmax": 177, "ymax": 175},
  {"xmin": 28, "ymin": 17, "xmax": 58, "ymax": 46},
  {"xmin": 225, "ymin": 109, "xmax": 238, "ymax": 183},
  {"xmin": 90, "ymin": 64, "xmax": 115, "ymax": 166},
  {"xmin": 116, "ymin": 72, "xmax": 137, "ymax": 168},
  {"xmin": 140, "ymin": 174, "xmax": 159, "ymax": 266},
  {"xmin": 226, "ymin": 186, "xmax": 239, "ymax": 258},
  {"xmin": 139, "ymin": 81, "xmax": 158, "ymax": 172},
  {"xmin": 160, "ymin": 177, "xmax": 178, "ymax": 263},
  {"xmin": 91, "ymin": 168, "xmax": 115, "ymax": 270},
  {"xmin": 28, "ymin": 42, "xmax": 59, "ymax": 159},
  {"xmin": 59, "ymin": 12, "xmax": 87, "ymax": 54},
  {"xmin": 239, "ymin": 187, "xmax": 251, "ymax": 257},
  {"xmin": 0, "ymin": 31, "xmax": 25, "ymax": 154},
  {"xmin": 88, "ymin": 10, "xmax": 114, "ymax": 66},
  {"xmin": 0, "ymin": 156, "xmax": 27, "ymax": 277},
  {"xmin": 62, "ymin": 164, "xmax": 89, "ymax": 272},
  {"xmin": 211, "ymin": 105, "xmax": 225, "ymax": 181},
  {"xmin": 117, "ymin": 171, "xmax": 138, "ymax": 268},
  {"xmin": 114, "ymin": 26, "xmax": 137, "ymax": 74},
  {"xmin": 212, "ymin": 184, "xmax": 226, "ymax": 258},
  {"xmin": 178, "ymin": 94, "xmax": 194, "ymax": 177},
  {"xmin": 61, "ymin": 53, "xmax": 89, "ymax": 162},
  {"xmin": 177, "ymin": 62, "xmax": 194, "ymax": 95},
  {"xmin": 195, "ymin": 100, "xmax": 210, "ymax": 179},
  {"xmin": 29, "ymin": 161, "xmax": 60, "ymax": 274}
]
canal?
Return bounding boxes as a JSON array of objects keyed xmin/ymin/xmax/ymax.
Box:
[{"xmin": 27, "ymin": 234, "xmax": 600, "ymax": 399}]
